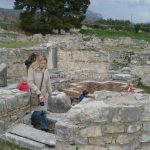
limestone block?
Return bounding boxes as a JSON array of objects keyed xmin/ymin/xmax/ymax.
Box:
[
  {"xmin": 0, "ymin": 63, "xmax": 7, "ymax": 87},
  {"xmin": 55, "ymin": 121, "xmax": 78, "ymax": 142},
  {"xmin": 9, "ymin": 123, "xmax": 56, "ymax": 146},
  {"xmin": 140, "ymin": 134, "xmax": 150, "ymax": 143},
  {"xmin": 142, "ymin": 76, "xmax": 150, "ymax": 87},
  {"xmin": 5, "ymin": 96, "xmax": 18, "ymax": 110},
  {"xmin": 0, "ymin": 99, "xmax": 7, "ymax": 113},
  {"xmin": 1, "ymin": 133, "xmax": 45, "ymax": 150},
  {"xmin": 108, "ymin": 145, "xmax": 123, "ymax": 150},
  {"xmin": 49, "ymin": 92, "xmax": 71, "ymax": 113},
  {"xmin": 16, "ymin": 92, "xmax": 30, "ymax": 107},
  {"xmin": 116, "ymin": 134, "xmax": 135, "ymax": 144},
  {"xmin": 118, "ymin": 107, "xmax": 143, "ymax": 122},
  {"xmin": 55, "ymin": 141, "xmax": 77, "ymax": 150},
  {"xmin": 79, "ymin": 145, "xmax": 108, "ymax": 150},
  {"xmin": 111, "ymin": 73, "xmax": 133, "ymax": 81},
  {"xmin": 141, "ymin": 113, "xmax": 150, "ymax": 121},
  {"xmin": 69, "ymin": 101, "xmax": 113, "ymax": 124},
  {"xmin": 0, "ymin": 120, "xmax": 6, "ymax": 131},
  {"xmin": 141, "ymin": 145, "xmax": 150, "ymax": 150},
  {"xmin": 79, "ymin": 126, "xmax": 102, "ymax": 138},
  {"xmin": 103, "ymin": 124, "xmax": 125, "ymax": 133},
  {"xmin": 127, "ymin": 124, "xmax": 141, "ymax": 133},
  {"xmin": 94, "ymin": 90, "xmax": 121, "ymax": 101},
  {"xmin": 10, "ymin": 115, "xmax": 18, "ymax": 122},
  {"xmin": 89, "ymin": 136, "xmax": 112, "ymax": 146},
  {"xmin": 143, "ymin": 122, "xmax": 150, "ymax": 132}
]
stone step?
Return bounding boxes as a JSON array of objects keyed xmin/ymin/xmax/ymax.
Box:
[
  {"xmin": 0, "ymin": 133, "xmax": 47, "ymax": 150},
  {"xmin": 8, "ymin": 123, "xmax": 56, "ymax": 147}
]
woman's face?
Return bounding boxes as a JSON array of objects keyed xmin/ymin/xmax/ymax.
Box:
[{"xmin": 39, "ymin": 60, "xmax": 47, "ymax": 70}]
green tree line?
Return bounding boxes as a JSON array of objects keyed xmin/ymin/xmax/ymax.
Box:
[
  {"xmin": 83, "ymin": 18, "xmax": 150, "ymax": 33},
  {"xmin": 14, "ymin": 0, "xmax": 90, "ymax": 34}
]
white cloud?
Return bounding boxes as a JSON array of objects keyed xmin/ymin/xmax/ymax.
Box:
[
  {"xmin": 89, "ymin": 0, "xmax": 150, "ymax": 23},
  {"xmin": 0, "ymin": 0, "xmax": 14, "ymax": 9}
]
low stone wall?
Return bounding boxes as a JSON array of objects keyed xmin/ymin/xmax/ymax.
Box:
[
  {"xmin": 1, "ymin": 35, "xmax": 150, "ymax": 84},
  {"xmin": 0, "ymin": 88, "xmax": 30, "ymax": 132},
  {"xmin": 55, "ymin": 91, "xmax": 150, "ymax": 150},
  {"xmin": 0, "ymin": 47, "xmax": 48, "ymax": 82}
]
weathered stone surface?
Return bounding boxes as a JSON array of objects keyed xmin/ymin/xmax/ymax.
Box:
[
  {"xmin": 142, "ymin": 76, "xmax": 150, "ymax": 87},
  {"xmin": 143, "ymin": 122, "xmax": 150, "ymax": 132},
  {"xmin": 140, "ymin": 133, "xmax": 150, "ymax": 143},
  {"xmin": 89, "ymin": 136, "xmax": 112, "ymax": 146},
  {"xmin": 116, "ymin": 134, "xmax": 135, "ymax": 144},
  {"xmin": 0, "ymin": 63, "xmax": 7, "ymax": 87},
  {"xmin": 118, "ymin": 107, "xmax": 143, "ymax": 122},
  {"xmin": 141, "ymin": 145, "xmax": 150, "ymax": 150},
  {"xmin": 127, "ymin": 124, "xmax": 141, "ymax": 133},
  {"xmin": 103, "ymin": 124, "xmax": 125, "ymax": 133},
  {"xmin": 94, "ymin": 90, "xmax": 121, "ymax": 101},
  {"xmin": 55, "ymin": 141, "xmax": 77, "ymax": 150},
  {"xmin": 79, "ymin": 145, "xmax": 108, "ymax": 150},
  {"xmin": 55, "ymin": 121, "xmax": 77, "ymax": 142},
  {"xmin": 108, "ymin": 145, "xmax": 123, "ymax": 150},
  {"xmin": 0, "ymin": 133, "xmax": 46, "ymax": 150},
  {"xmin": 49, "ymin": 92, "xmax": 71, "ymax": 113},
  {"xmin": 8, "ymin": 123, "xmax": 56, "ymax": 146},
  {"xmin": 68, "ymin": 101, "xmax": 113, "ymax": 124},
  {"xmin": 111, "ymin": 73, "xmax": 134, "ymax": 81},
  {"xmin": 0, "ymin": 120, "xmax": 6, "ymax": 131},
  {"xmin": 79, "ymin": 126, "xmax": 102, "ymax": 138}
]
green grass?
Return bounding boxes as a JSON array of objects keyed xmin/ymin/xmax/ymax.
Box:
[
  {"xmin": 137, "ymin": 84, "xmax": 150, "ymax": 94},
  {"xmin": 0, "ymin": 41, "xmax": 40, "ymax": 48},
  {"xmin": 81, "ymin": 29, "xmax": 150, "ymax": 42},
  {"xmin": 0, "ymin": 139, "xmax": 29, "ymax": 150},
  {"xmin": 103, "ymin": 45, "xmax": 143, "ymax": 51}
]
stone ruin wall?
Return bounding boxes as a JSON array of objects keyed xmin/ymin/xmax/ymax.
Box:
[
  {"xmin": 58, "ymin": 50, "xmax": 110, "ymax": 80},
  {"xmin": 1, "ymin": 35, "xmax": 150, "ymax": 149},
  {"xmin": 55, "ymin": 91, "xmax": 150, "ymax": 150},
  {"xmin": 0, "ymin": 89, "xmax": 30, "ymax": 132},
  {"xmin": 1, "ymin": 35, "xmax": 150, "ymax": 83},
  {"xmin": 0, "ymin": 47, "xmax": 48, "ymax": 82}
]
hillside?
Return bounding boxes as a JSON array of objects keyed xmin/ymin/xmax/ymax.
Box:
[
  {"xmin": 0, "ymin": 8, "xmax": 21, "ymax": 22},
  {"xmin": 86, "ymin": 10, "xmax": 103, "ymax": 21}
]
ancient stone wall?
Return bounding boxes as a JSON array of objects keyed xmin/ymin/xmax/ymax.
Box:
[
  {"xmin": 55, "ymin": 91, "xmax": 150, "ymax": 150},
  {"xmin": 0, "ymin": 88, "xmax": 30, "ymax": 132},
  {"xmin": 1, "ymin": 34, "xmax": 150, "ymax": 84},
  {"xmin": 0, "ymin": 47, "xmax": 48, "ymax": 82},
  {"xmin": 58, "ymin": 50, "xmax": 109, "ymax": 80}
]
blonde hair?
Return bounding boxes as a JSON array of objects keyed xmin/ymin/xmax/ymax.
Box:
[
  {"xmin": 30, "ymin": 55, "xmax": 47, "ymax": 70},
  {"xmin": 21, "ymin": 76, "xmax": 27, "ymax": 83}
]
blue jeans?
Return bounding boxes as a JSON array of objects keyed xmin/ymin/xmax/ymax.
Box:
[{"xmin": 31, "ymin": 111, "xmax": 48, "ymax": 130}]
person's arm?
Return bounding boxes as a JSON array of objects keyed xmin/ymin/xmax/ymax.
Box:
[
  {"xmin": 28, "ymin": 67, "xmax": 40, "ymax": 94},
  {"xmin": 46, "ymin": 70, "xmax": 52, "ymax": 95}
]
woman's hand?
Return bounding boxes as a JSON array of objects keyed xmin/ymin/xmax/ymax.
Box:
[{"xmin": 36, "ymin": 90, "xmax": 41, "ymax": 95}]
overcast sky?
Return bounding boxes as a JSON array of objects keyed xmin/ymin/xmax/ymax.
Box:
[{"xmin": 0, "ymin": 0, "xmax": 150, "ymax": 23}]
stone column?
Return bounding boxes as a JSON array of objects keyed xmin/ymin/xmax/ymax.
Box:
[{"xmin": 47, "ymin": 46, "xmax": 58, "ymax": 70}]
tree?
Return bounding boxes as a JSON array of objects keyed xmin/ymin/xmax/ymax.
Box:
[{"xmin": 14, "ymin": 0, "xmax": 90, "ymax": 34}]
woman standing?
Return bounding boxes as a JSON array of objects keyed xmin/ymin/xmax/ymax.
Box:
[{"xmin": 28, "ymin": 55, "xmax": 52, "ymax": 132}]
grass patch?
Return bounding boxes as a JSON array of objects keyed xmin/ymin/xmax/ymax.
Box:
[
  {"xmin": 137, "ymin": 84, "xmax": 150, "ymax": 94},
  {"xmin": 0, "ymin": 41, "xmax": 40, "ymax": 48},
  {"xmin": 0, "ymin": 139, "xmax": 29, "ymax": 150},
  {"xmin": 80, "ymin": 29, "xmax": 150, "ymax": 42},
  {"xmin": 103, "ymin": 45, "xmax": 143, "ymax": 51}
]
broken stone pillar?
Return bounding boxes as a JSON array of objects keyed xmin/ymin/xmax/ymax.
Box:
[
  {"xmin": 47, "ymin": 46, "xmax": 58, "ymax": 70},
  {"xmin": 0, "ymin": 63, "xmax": 7, "ymax": 87}
]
